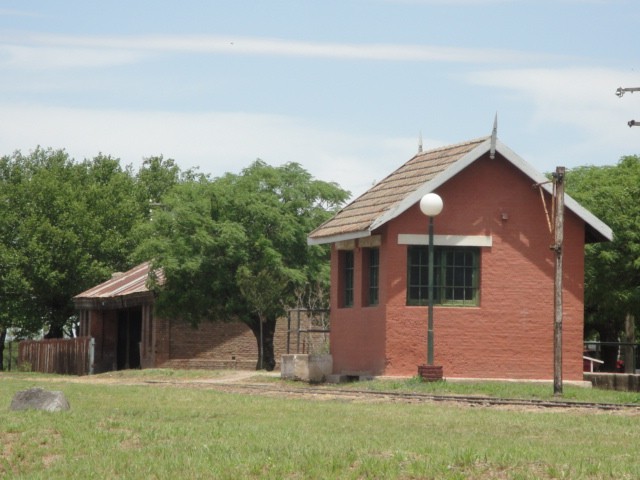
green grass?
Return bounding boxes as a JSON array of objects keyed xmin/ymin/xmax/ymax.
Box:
[{"xmin": 2, "ymin": 373, "xmax": 640, "ymax": 479}]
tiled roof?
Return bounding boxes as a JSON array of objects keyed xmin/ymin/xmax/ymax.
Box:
[
  {"xmin": 73, "ymin": 262, "xmax": 164, "ymax": 308},
  {"xmin": 308, "ymin": 137, "xmax": 488, "ymax": 242},
  {"xmin": 307, "ymin": 135, "xmax": 613, "ymax": 245}
]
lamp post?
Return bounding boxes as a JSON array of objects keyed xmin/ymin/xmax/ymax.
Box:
[{"xmin": 419, "ymin": 193, "xmax": 443, "ymax": 367}]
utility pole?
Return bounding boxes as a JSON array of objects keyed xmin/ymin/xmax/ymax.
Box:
[
  {"xmin": 552, "ymin": 167, "xmax": 565, "ymax": 396},
  {"xmin": 616, "ymin": 87, "xmax": 640, "ymax": 127}
]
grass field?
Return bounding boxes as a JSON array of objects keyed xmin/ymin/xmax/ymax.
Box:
[{"xmin": 2, "ymin": 371, "xmax": 640, "ymax": 479}]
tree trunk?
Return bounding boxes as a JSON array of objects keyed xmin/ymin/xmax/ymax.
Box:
[
  {"xmin": 625, "ymin": 313, "xmax": 636, "ymax": 373},
  {"xmin": 248, "ymin": 315, "xmax": 277, "ymax": 371},
  {"xmin": 0, "ymin": 328, "xmax": 6, "ymax": 371}
]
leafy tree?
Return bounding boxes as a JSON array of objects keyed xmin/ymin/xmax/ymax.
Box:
[
  {"xmin": 136, "ymin": 155, "xmax": 182, "ymax": 205},
  {"xmin": 565, "ymin": 156, "xmax": 640, "ymax": 369},
  {"xmin": 137, "ymin": 160, "xmax": 348, "ymax": 370},
  {"xmin": 0, "ymin": 148, "xmax": 179, "ymax": 346}
]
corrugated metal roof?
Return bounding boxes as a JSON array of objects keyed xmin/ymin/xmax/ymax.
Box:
[
  {"xmin": 73, "ymin": 262, "xmax": 164, "ymax": 308},
  {"xmin": 308, "ymin": 137, "xmax": 488, "ymax": 243}
]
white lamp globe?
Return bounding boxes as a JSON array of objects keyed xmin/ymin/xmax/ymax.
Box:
[{"xmin": 419, "ymin": 193, "xmax": 443, "ymax": 217}]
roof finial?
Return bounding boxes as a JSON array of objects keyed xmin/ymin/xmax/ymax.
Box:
[
  {"xmin": 489, "ymin": 113, "xmax": 498, "ymax": 159},
  {"xmin": 418, "ymin": 131, "xmax": 423, "ymax": 153}
]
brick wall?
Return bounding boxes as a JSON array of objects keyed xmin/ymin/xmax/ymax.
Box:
[
  {"xmin": 154, "ymin": 312, "xmax": 321, "ymax": 370},
  {"xmin": 84, "ymin": 303, "xmax": 324, "ymax": 372},
  {"xmin": 330, "ymin": 153, "xmax": 586, "ymax": 381}
]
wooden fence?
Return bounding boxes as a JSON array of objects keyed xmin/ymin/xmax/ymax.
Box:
[{"xmin": 19, "ymin": 337, "xmax": 95, "ymax": 376}]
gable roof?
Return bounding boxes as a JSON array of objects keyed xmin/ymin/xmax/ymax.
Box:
[
  {"xmin": 73, "ymin": 262, "xmax": 164, "ymax": 309},
  {"xmin": 308, "ymin": 136, "xmax": 613, "ymax": 245}
]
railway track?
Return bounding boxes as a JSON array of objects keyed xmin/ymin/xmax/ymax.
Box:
[{"xmin": 144, "ymin": 380, "xmax": 640, "ymax": 412}]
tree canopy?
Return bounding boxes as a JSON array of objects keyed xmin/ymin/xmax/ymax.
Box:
[
  {"xmin": 0, "ymin": 148, "xmax": 346, "ymax": 372},
  {"xmin": 136, "ymin": 160, "xmax": 348, "ymax": 370},
  {"xmin": 565, "ymin": 155, "xmax": 640, "ymax": 368},
  {"xmin": 0, "ymin": 149, "xmax": 183, "ymax": 347}
]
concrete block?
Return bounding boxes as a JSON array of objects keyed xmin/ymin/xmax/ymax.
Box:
[
  {"xmin": 280, "ymin": 354, "xmax": 333, "ymax": 383},
  {"xmin": 585, "ymin": 373, "xmax": 640, "ymax": 392}
]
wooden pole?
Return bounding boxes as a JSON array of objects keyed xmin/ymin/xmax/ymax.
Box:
[{"xmin": 553, "ymin": 166, "xmax": 565, "ymax": 396}]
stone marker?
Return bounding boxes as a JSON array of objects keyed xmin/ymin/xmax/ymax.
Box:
[{"xmin": 10, "ymin": 387, "xmax": 70, "ymax": 412}]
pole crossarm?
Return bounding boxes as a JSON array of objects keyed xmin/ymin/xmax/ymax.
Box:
[
  {"xmin": 616, "ymin": 86, "xmax": 640, "ymax": 97},
  {"xmin": 616, "ymin": 86, "xmax": 640, "ymax": 127}
]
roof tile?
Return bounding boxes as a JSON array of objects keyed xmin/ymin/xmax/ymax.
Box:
[{"xmin": 309, "ymin": 137, "xmax": 487, "ymax": 240}]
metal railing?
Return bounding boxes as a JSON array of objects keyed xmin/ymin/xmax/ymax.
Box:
[
  {"xmin": 583, "ymin": 341, "xmax": 639, "ymax": 373},
  {"xmin": 286, "ymin": 308, "xmax": 330, "ymax": 354}
]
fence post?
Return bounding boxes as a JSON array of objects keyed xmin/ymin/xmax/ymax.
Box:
[
  {"xmin": 89, "ymin": 337, "xmax": 95, "ymax": 375},
  {"xmin": 286, "ymin": 310, "xmax": 291, "ymax": 355}
]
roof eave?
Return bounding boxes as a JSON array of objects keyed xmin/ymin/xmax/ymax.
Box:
[
  {"xmin": 307, "ymin": 229, "xmax": 372, "ymax": 246},
  {"xmin": 496, "ymin": 141, "xmax": 613, "ymax": 243},
  {"xmin": 73, "ymin": 291, "xmax": 154, "ymax": 310}
]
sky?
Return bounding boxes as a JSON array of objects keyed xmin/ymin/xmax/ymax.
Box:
[{"xmin": 1, "ymin": 0, "xmax": 638, "ymax": 199}]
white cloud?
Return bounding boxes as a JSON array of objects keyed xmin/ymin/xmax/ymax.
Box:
[
  {"xmin": 379, "ymin": 0, "xmax": 607, "ymax": 3},
  {"xmin": 380, "ymin": 0, "xmax": 516, "ymax": 4},
  {"xmin": 0, "ymin": 44, "xmax": 144, "ymax": 69},
  {"xmin": 0, "ymin": 104, "xmax": 417, "ymax": 198},
  {"xmin": 468, "ymin": 67, "xmax": 640, "ymax": 164},
  {"xmin": 1, "ymin": 32, "xmax": 561, "ymax": 70}
]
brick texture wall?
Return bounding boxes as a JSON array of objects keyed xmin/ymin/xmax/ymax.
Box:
[
  {"xmin": 85, "ymin": 305, "xmax": 325, "ymax": 372},
  {"xmin": 330, "ymin": 153, "xmax": 586, "ymax": 381},
  {"xmin": 154, "ymin": 312, "xmax": 324, "ymax": 370}
]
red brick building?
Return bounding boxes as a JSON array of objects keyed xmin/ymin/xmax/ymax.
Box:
[
  {"xmin": 72, "ymin": 263, "xmax": 294, "ymax": 373},
  {"xmin": 308, "ymin": 135, "xmax": 612, "ymax": 381}
]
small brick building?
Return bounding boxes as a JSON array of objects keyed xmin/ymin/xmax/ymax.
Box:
[
  {"xmin": 73, "ymin": 262, "xmax": 304, "ymax": 373},
  {"xmin": 308, "ymin": 134, "xmax": 612, "ymax": 381}
]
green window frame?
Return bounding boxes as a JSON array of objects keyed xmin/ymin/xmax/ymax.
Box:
[
  {"xmin": 367, "ymin": 248, "xmax": 379, "ymax": 306},
  {"xmin": 407, "ymin": 246, "xmax": 480, "ymax": 306},
  {"xmin": 342, "ymin": 250, "xmax": 354, "ymax": 308}
]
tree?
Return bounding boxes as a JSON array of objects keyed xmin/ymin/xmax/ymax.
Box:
[
  {"xmin": 137, "ymin": 160, "xmax": 348, "ymax": 370},
  {"xmin": 0, "ymin": 148, "xmax": 173, "ymax": 343},
  {"xmin": 136, "ymin": 155, "xmax": 183, "ymax": 205},
  {"xmin": 565, "ymin": 156, "xmax": 640, "ymax": 370}
]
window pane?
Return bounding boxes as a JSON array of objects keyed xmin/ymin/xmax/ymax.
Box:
[
  {"xmin": 368, "ymin": 248, "xmax": 379, "ymax": 306},
  {"xmin": 343, "ymin": 251, "xmax": 354, "ymax": 307},
  {"xmin": 407, "ymin": 246, "xmax": 479, "ymax": 306}
]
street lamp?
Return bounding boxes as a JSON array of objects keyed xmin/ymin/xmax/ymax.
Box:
[{"xmin": 419, "ymin": 193, "xmax": 443, "ymax": 366}]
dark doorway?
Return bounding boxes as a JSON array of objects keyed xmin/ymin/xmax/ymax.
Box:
[{"xmin": 117, "ymin": 307, "xmax": 142, "ymax": 370}]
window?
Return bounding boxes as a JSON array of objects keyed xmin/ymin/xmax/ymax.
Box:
[
  {"xmin": 407, "ymin": 246, "xmax": 479, "ymax": 306},
  {"xmin": 366, "ymin": 248, "xmax": 379, "ymax": 306},
  {"xmin": 341, "ymin": 250, "xmax": 354, "ymax": 307}
]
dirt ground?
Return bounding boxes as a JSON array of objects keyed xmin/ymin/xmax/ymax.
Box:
[{"xmin": 9, "ymin": 369, "xmax": 639, "ymax": 415}]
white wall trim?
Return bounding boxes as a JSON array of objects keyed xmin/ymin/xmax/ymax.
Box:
[{"xmin": 398, "ymin": 234, "xmax": 492, "ymax": 247}]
